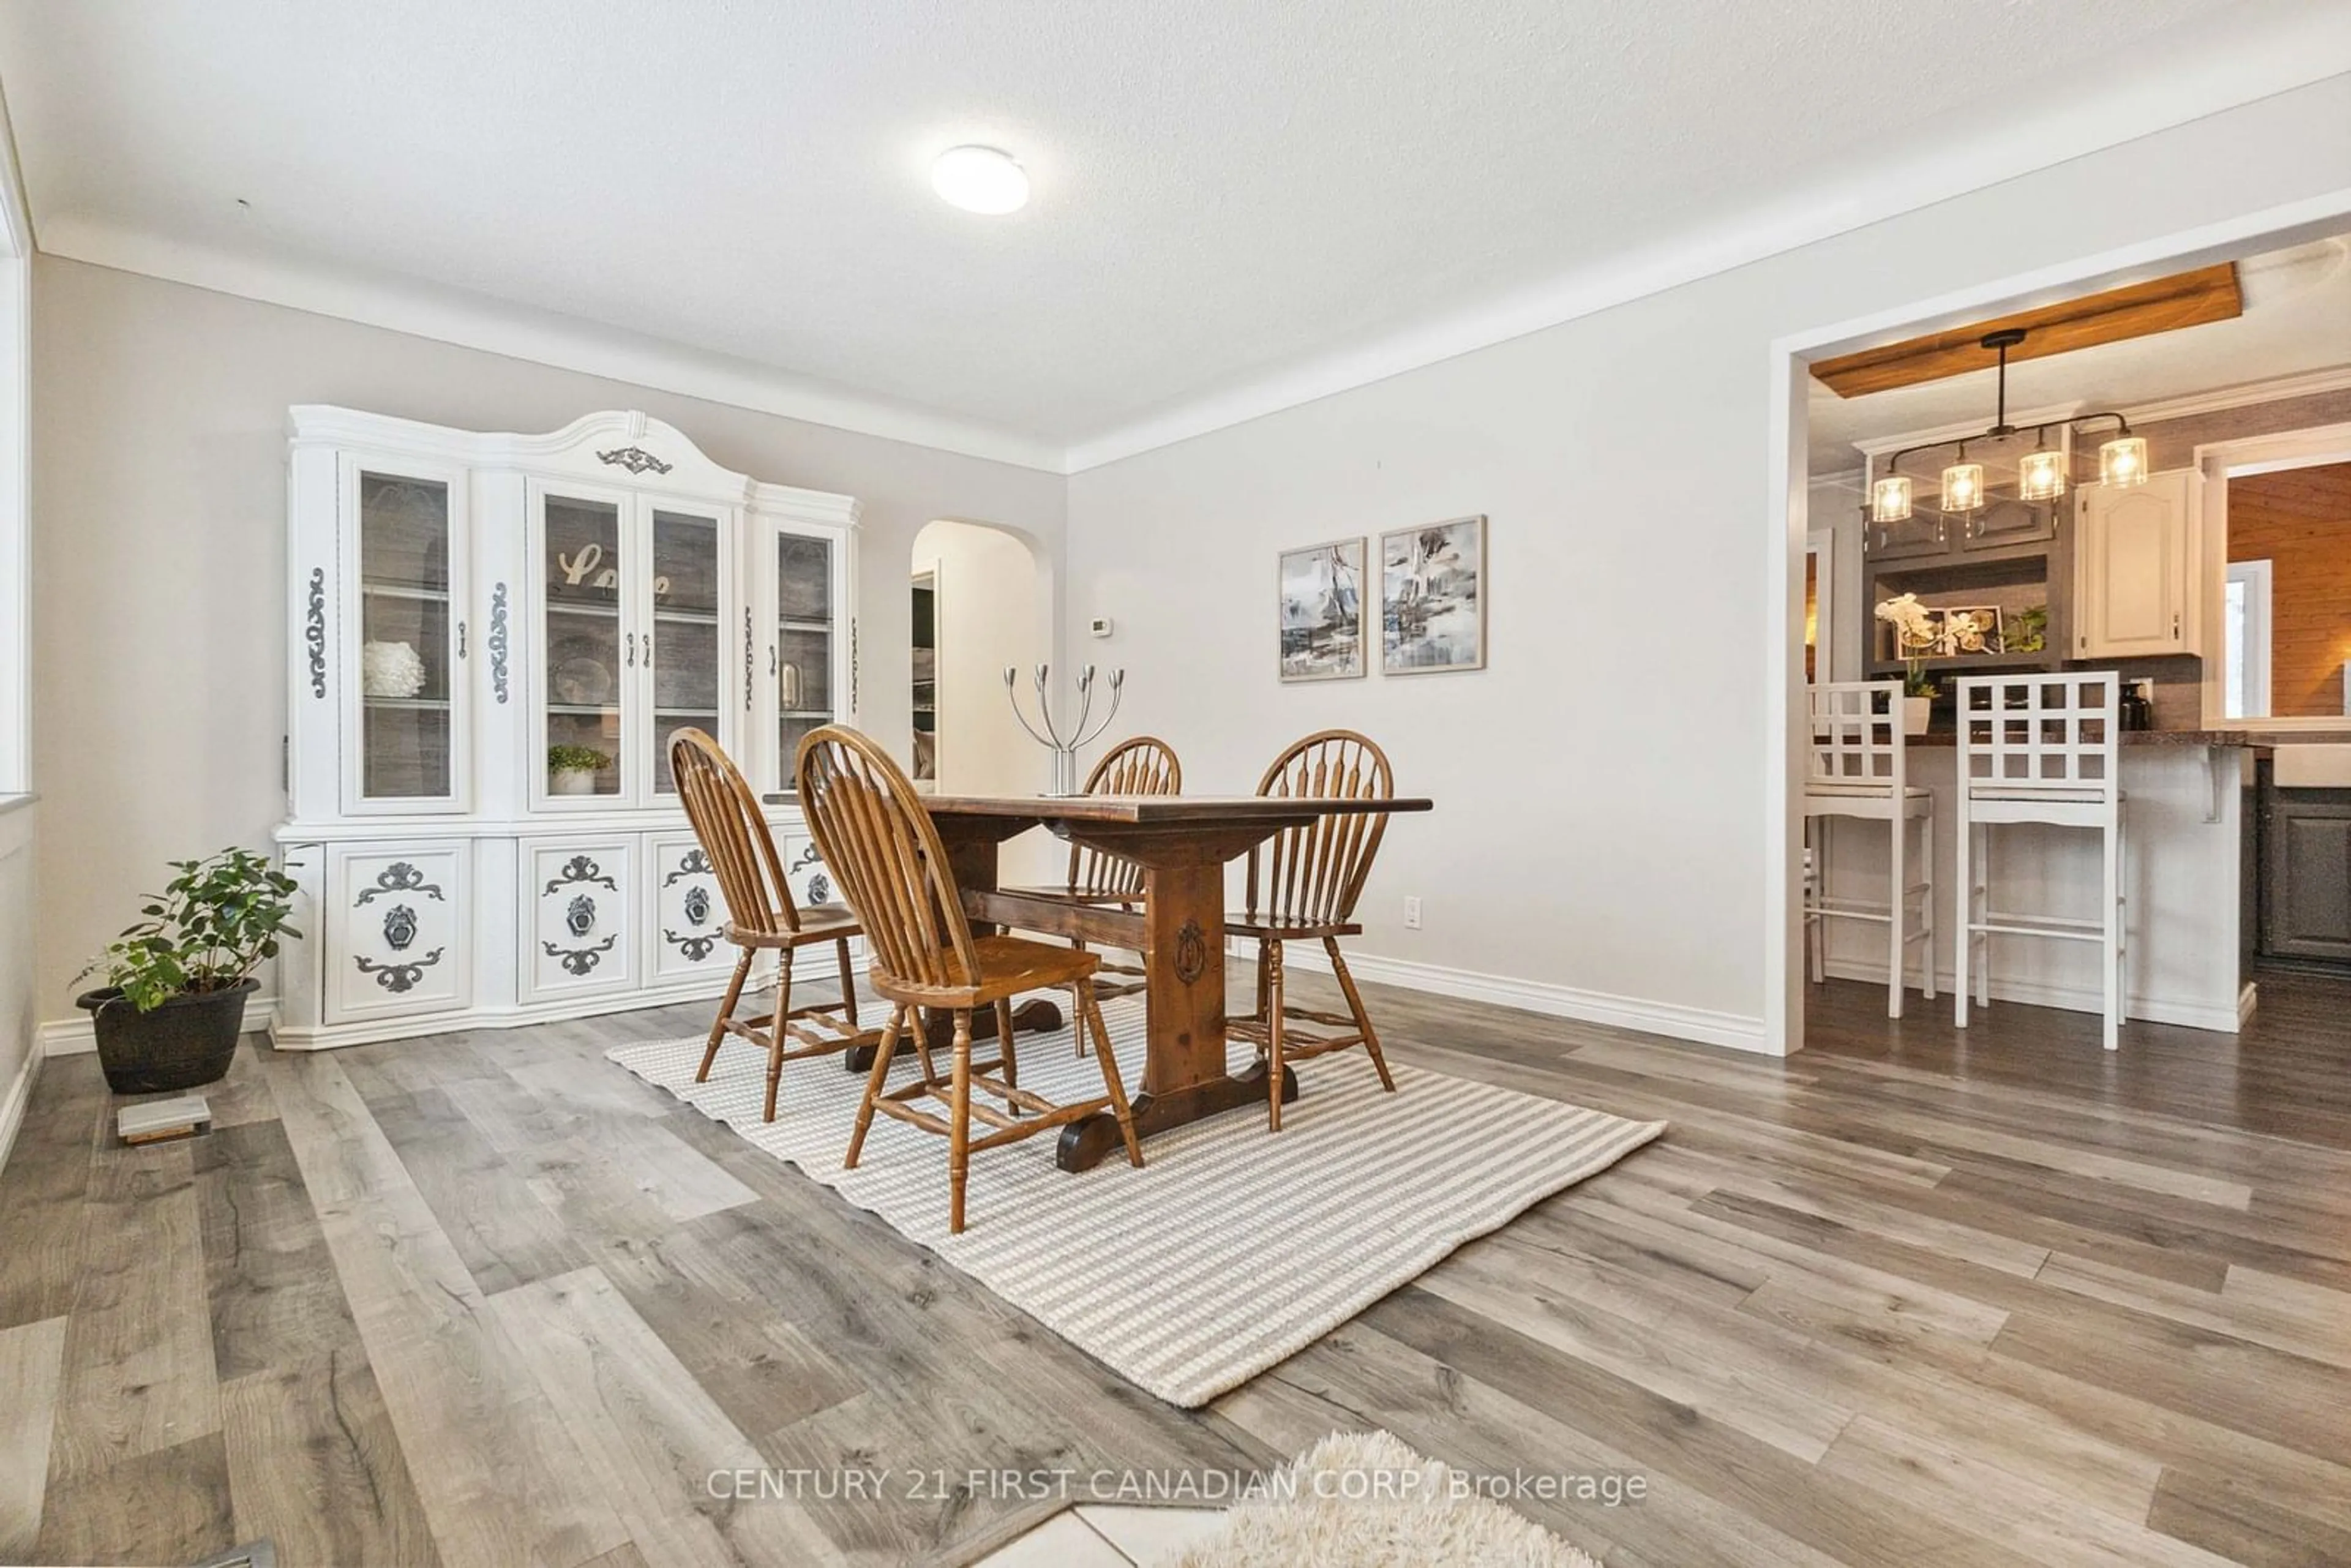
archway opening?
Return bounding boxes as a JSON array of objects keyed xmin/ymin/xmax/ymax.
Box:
[{"xmin": 909, "ymin": 518, "xmax": 1057, "ymax": 879}]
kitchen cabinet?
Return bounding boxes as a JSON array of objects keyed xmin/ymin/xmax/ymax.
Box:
[
  {"xmin": 2074, "ymin": 468, "xmax": 2197, "ymax": 658},
  {"xmin": 1957, "ymin": 497, "xmax": 2059, "ymax": 552},
  {"xmin": 1864, "ymin": 511, "xmax": 1949, "ymax": 563},
  {"xmin": 2263, "ymin": 790, "xmax": 2351, "ymax": 965}
]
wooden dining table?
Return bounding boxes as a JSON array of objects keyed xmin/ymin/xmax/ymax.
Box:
[{"xmin": 921, "ymin": 792, "xmax": 1433, "ymax": 1170}]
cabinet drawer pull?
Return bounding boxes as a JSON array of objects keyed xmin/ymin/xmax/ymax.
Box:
[
  {"xmin": 457, "ymin": 620, "xmax": 467, "ymax": 658},
  {"xmin": 626, "ymin": 632, "xmax": 636, "ymax": 667}
]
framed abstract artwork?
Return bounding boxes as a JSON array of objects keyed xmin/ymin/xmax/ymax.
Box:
[
  {"xmin": 1278, "ymin": 537, "xmax": 1367, "ymax": 681},
  {"xmin": 1381, "ymin": 515, "xmax": 1486, "ymax": 674}
]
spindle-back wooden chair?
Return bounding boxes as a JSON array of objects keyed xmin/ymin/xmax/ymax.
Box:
[
  {"xmin": 1004, "ymin": 737, "xmax": 1182, "ymax": 1040},
  {"xmin": 1065, "ymin": 737, "xmax": 1183, "ymax": 901},
  {"xmin": 671, "ymin": 729, "xmax": 877, "ymax": 1122},
  {"xmin": 795, "ymin": 725, "xmax": 1143, "ymax": 1232},
  {"xmin": 1227, "ymin": 729, "xmax": 1398, "ymax": 1131}
]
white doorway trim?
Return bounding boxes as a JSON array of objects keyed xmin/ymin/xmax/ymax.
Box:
[
  {"xmin": 911, "ymin": 560, "xmax": 940, "ymax": 792},
  {"xmin": 0, "ymin": 86, "xmax": 28, "ymax": 797},
  {"xmin": 2194, "ymin": 421, "xmax": 2351, "ymax": 729},
  {"xmin": 1763, "ymin": 184, "xmax": 2351, "ymax": 1057},
  {"xmin": 1804, "ymin": 526, "xmax": 1839, "ymax": 684}
]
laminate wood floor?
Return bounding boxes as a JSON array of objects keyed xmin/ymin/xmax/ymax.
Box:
[{"xmin": 3, "ymin": 967, "xmax": 2348, "ymax": 1567}]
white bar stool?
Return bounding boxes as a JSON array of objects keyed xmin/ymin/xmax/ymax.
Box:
[
  {"xmin": 1804, "ymin": 681, "xmax": 1935, "ymax": 1019},
  {"xmin": 1954, "ymin": 673, "xmax": 2126, "ymax": 1051}
]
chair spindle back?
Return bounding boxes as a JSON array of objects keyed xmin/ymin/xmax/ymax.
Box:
[
  {"xmin": 794, "ymin": 726, "xmax": 981, "ymax": 992},
  {"xmin": 1806, "ymin": 680, "xmax": 1906, "ymax": 795},
  {"xmin": 1068, "ymin": 736, "xmax": 1182, "ymax": 898},
  {"xmin": 1245, "ymin": 730, "xmax": 1393, "ymax": 926},
  {"xmin": 670, "ymin": 729, "xmax": 802, "ymax": 938},
  {"xmin": 1956, "ymin": 673, "xmax": 2121, "ymax": 800}
]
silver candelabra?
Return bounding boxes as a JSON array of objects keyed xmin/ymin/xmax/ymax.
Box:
[{"xmin": 1003, "ymin": 663, "xmax": 1124, "ymax": 795}]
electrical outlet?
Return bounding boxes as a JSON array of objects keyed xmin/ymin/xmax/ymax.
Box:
[{"xmin": 1404, "ymin": 896, "xmax": 1422, "ymax": 929}]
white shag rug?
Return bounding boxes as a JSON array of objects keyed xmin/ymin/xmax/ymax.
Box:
[
  {"xmin": 1165, "ymin": 1430, "xmax": 1603, "ymax": 1567},
  {"xmin": 607, "ymin": 995, "xmax": 1662, "ymax": 1407}
]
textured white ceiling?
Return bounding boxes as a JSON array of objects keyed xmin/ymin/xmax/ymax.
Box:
[
  {"xmin": 0, "ymin": 0, "xmax": 2318, "ymax": 460},
  {"xmin": 1810, "ymin": 236, "xmax": 2351, "ymax": 470}
]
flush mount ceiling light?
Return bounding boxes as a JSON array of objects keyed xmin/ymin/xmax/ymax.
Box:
[
  {"xmin": 1866, "ymin": 328, "xmax": 2144, "ymax": 523},
  {"xmin": 931, "ymin": 145, "xmax": 1029, "ymax": 214}
]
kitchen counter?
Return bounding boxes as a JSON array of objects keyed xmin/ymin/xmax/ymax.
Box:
[
  {"xmin": 1901, "ymin": 728, "xmax": 2350, "ymax": 749},
  {"xmin": 1813, "ymin": 744, "xmax": 2250, "ymax": 1035}
]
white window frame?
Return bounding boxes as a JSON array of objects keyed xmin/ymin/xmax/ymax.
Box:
[{"xmin": 2223, "ymin": 559, "xmax": 2273, "ymax": 721}]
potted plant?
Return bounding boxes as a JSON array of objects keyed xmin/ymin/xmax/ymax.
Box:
[
  {"xmin": 73, "ymin": 848, "xmax": 299, "ymax": 1094},
  {"xmin": 2009, "ymin": 603, "xmax": 2048, "ymax": 654},
  {"xmin": 1873, "ymin": 592, "xmax": 1941, "ymax": 735},
  {"xmin": 549, "ymin": 744, "xmax": 609, "ymax": 795}
]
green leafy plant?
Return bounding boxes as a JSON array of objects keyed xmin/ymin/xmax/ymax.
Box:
[
  {"xmin": 2009, "ymin": 603, "xmax": 2049, "ymax": 654},
  {"xmin": 548, "ymin": 744, "xmax": 610, "ymax": 773},
  {"xmin": 76, "ymin": 849, "xmax": 301, "ymax": 1012}
]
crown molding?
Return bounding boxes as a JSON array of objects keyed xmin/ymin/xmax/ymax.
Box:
[
  {"xmin": 39, "ymin": 214, "xmax": 1067, "ymax": 475},
  {"xmin": 1065, "ymin": 7, "xmax": 2351, "ymax": 473}
]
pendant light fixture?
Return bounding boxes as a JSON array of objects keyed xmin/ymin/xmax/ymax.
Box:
[
  {"xmin": 1870, "ymin": 474, "xmax": 1914, "ymax": 523},
  {"xmin": 2099, "ymin": 432, "xmax": 2150, "ymax": 487},
  {"xmin": 2017, "ymin": 441, "xmax": 2068, "ymax": 503},
  {"xmin": 1940, "ymin": 447, "xmax": 1985, "ymax": 514},
  {"xmin": 1865, "ymin": 326, "xmax": 2144, "ymax": 524}
]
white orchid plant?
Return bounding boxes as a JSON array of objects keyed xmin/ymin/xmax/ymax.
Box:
[{"xmin": 1874, "ymin": 593, "xmax": 1943, "ymax": 699}]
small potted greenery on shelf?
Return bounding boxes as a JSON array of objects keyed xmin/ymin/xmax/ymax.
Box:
[
  {"xmin": 73, "ymin": 847, "xmax": 299, "ymax": 1093},
  {"xmin": 549, "ymin": 744, "xmax": 609, "ymax": 796}
]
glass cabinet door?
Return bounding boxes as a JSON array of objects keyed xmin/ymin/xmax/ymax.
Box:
[
  {"xmin": 541, "ymin": 494, "xmax": 626, "ymax": 800},
  {"xmin": 774, "ymin": 532, "xmax": 836, "ymax": 792},
  {"xmin": 649, "ymin": 508, "xmax": 722, "ymax": 795},
  {"xmin": 356, "ymin": 471, "xmax": 456, "ymax": 802}
]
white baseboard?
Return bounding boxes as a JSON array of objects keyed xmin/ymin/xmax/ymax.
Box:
[
  {"xmin": 40, "ymin": 994, "xmax": 283, "ymax": 1057},
  {"xmin": 1817, "ymin": 958, "xmax": 2246, "ymax": 1034},
  {"xmin": 0, "ymin": 1045, "xmax": 39, "ymax": 1177},
  {"xmin": 1264, "ymin": 941, "xmax": 1775, "ymax": 1056}
]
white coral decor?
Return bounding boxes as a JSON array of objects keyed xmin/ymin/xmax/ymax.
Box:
[{"xmin": 362, "ymin": 639, "xmax": 428, "ymax": 699}]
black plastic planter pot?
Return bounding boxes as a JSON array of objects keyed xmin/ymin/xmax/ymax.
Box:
[{"xmin": 75, "ymin": 978, "xmax": 256, "ymax": 1095}]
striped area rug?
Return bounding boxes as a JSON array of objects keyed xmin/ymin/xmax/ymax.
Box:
[{"xmin": 607, "ymin": 997, "xmax": 1665, "ymax": 1408}]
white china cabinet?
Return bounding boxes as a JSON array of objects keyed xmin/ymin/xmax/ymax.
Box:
[{"xmin": 276, "ymin": 408, "xmax": 857, "ymax": 1048}]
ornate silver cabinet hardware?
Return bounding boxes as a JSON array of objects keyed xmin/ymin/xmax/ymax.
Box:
[
  {"xmin": 595, "ymin": 445, "xmax": 672, "ymax": 475},
  {"xmin": 356, "ymin": 861, "xmax": 444, "ymax": 905},
  {"xmin": 489, "ymin": 583, "xmax": 511, "ymax": 703},
  {"xmin": 304, "ymin": 568, "xmax": 328, "ymax": 699}
]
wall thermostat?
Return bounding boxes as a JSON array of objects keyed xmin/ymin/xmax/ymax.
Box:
[{"xmin": 1088, "ymin": 616, "xmax": 1115, "ymax": 638}]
